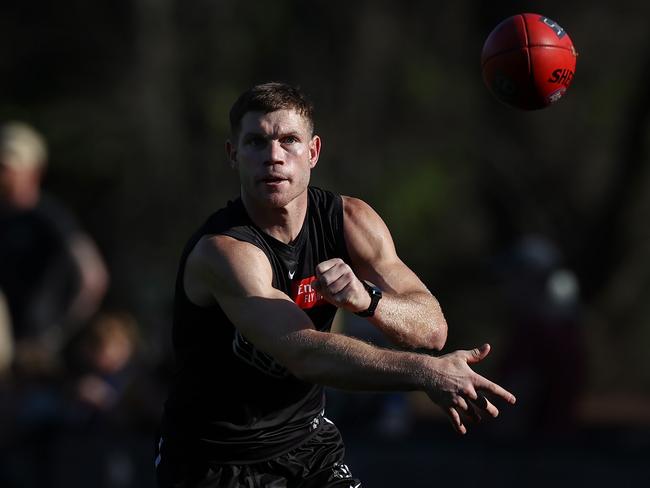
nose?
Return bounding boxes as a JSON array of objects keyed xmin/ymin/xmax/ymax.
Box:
[{"xmin": 265, "ymin": 140, "xmax": 285, "ymax": 165}]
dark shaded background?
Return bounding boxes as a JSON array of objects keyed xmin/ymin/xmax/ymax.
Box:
[{"xmin": 1, "ymin": 0, "xmax": 649, "ymax": 486}]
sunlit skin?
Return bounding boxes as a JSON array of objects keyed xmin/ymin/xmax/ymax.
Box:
[{"xmin": 225, "ymin": 109, "xmax": 321, "ymax": 244}]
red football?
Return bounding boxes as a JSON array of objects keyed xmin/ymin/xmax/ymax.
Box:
[{"xmin": 481, "ymin": 13, "xmax": 577, "ymax": 110}]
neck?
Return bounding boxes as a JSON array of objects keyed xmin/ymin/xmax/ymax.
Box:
[
  {"xmin": 241, "ymin": 190, "xmax": 308, "ymax": 244},
  {"xmin": 0, "ymin": 188, "xmax": 40, "ymax": 210}
]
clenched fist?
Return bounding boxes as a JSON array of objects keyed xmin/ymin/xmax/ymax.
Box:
[{"xmin": 314, "ymin": 258, "xmax": 372, "ymax": 313}]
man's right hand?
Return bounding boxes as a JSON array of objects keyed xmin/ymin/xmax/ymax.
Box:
[
  {"xmin": 426, "ymin": 344, "xmax": 516, "ymax": 435},
  {"xmin": 314, "ymin": 258, "xmax": 371, "ymax": 314}
]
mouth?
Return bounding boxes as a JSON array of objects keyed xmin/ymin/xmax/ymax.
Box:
[{"xmin": 259, "ymin": 175, "xmax": 289, "ymax": 185}]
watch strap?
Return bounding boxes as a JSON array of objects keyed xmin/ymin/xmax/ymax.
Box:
[{"xmin": 355, "ymin": 281, "xmax": 382, "ymax": 317}]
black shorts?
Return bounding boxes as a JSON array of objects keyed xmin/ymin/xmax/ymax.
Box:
[{"xmin": 155, "ymin": 417, "xmax": 361, "ymax": 488}]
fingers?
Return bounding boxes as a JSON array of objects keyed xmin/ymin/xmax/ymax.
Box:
[
  {"xmin": 451, "ymin": 393, "xmax": 484, "ymax": 426},
  {"xmin": 315, "ymin": 259, "xmax": 350, "ymax": 293},
  {"xmin": 460, "ymin": 345, "xmax": 516, "ymax": 405},
  {"xmin": 436, "ymin": 389, "xmax": 509, "ymax": 434},
  {"xmin": 456, "ymin": 377, "xmax": 513, "ymax": 423},
  {"xmin": 315, "ymin": 259, "xmax": 369, "ymax": 311},
  {"xmin": 466, "ymin": 343, "xmax": 491, "ymax": 364},
  {"xmin": 445, "ymin": 394, "xmax": 495, "ymax": 435},
  {"xmin": 457, "ymin": 392, "xmax": 487, "ymax": 420},
  {"xmin": 447, "ymin": 406, "xmax": 467, "ymax": 435},
  {"xmin": 315, "ymin": 270, "xmax": 350, "ymax": 295},
  {"xmin": 454, "ymin": 395, "xmax": 469, "ymax": 412},
  {"xmin": 476, "ymin": 375, "xmax": 517, "ymax": 405},
  {"xmin": 434, "ymin": 344, "xmax": 516, "ymax": 434},
  {"xmin": 315, "ymin": 258, "xmax": 343, "ymax": 280},
  {"xmin": 469, "ymin": 394, "xmax": 499, "ymax": 418}
]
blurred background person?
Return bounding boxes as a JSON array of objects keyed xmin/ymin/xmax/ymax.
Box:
[
  {"xmin": 0, "ymin": 121, "xmax": 109, "ymax": 375},
  {"xmin": 0, "ymin": 121, "xmax": 110, "ymax": 488},
  {"xmin": 53, "ymin": 311, "xmax": 167, "ymax": 488},
  {"xmin": 67, "ymin": 311, "xmax": 141, "ymax": 421},
  {"xmin": 65, "ymin": 310, "xmax": 164, "ymax": 431},
  {"xmin": 496, "ymin": 235, "xmax": 586, "ymax": 440}
]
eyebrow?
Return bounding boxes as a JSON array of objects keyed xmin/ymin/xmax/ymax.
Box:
[{"xmin": 242, "ymin": 129, "xmax": 301, "ymax": 140}]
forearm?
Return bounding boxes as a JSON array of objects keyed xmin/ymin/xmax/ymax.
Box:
[
  {"xmin": 369, "ymin": 290, "xmax": 447, "ymax": 350},
  {"xmin": 286, "ymin": 329, "xmax": 517, "ymax": 437},
  {"xmin": 67, "ymin": 236, "xmax": 109, "ymax": 323},
  {"xmin": 287, "ymin": 328, "xmax": 435, "ymax": 391}
]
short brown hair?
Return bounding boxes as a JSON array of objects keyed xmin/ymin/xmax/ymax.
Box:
[{"xmin": 229, "ymin": 82, "xmax": 315, "ymax": 139}]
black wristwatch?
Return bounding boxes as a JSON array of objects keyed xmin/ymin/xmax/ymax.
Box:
[{"xmin": 355, "ymin": 281, "xmax": 382, "ymax": 317}]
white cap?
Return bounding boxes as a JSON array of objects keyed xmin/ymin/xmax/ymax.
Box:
[{"xmin": 0, "ymin": 122, "xmax": 48, "ymax": 170}]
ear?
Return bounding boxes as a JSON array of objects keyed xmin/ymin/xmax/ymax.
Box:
[
  {"xmin": 225, "ymin": 140, "xmax": 237, "ymax": 169},
  {"xmin": 308, "ymin": 135, "xmax": 321, "ymax": 169}
]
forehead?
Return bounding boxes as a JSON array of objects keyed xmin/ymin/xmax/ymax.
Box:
[{"xmin": 239, "ymin": 109, "xmax": 311, "ymax": 135}]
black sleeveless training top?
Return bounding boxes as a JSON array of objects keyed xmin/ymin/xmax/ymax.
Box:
[{"xmin": 162, "ymin": 186, "xmax": 349, "ymax": 463}]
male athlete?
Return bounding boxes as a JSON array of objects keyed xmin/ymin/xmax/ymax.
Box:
[{"xmin": 156, "ymin": 82, "xmax": 516, "ymax": 487}]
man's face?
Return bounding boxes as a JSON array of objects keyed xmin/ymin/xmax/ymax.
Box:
[
  {"xmin": 0, "ymin": 162, "xmax": 41, "ymax": 208},
  {"xmin": 227, "ymin": 109, "xmax": 320, "ymax": 209}
]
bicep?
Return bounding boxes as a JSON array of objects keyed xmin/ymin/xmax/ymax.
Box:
[{"xmin": 343, "ymin": 197, "xmax": 429, "ymax": 295}]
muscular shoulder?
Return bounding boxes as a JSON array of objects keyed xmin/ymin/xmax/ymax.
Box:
[
  {"xmin": 342, "ymin": 196, "xmax": 397, "ymax": 264},
  {"xmin": 184, "ymin": 234, "xmax": 273, "ymax": 306},
  {"xmin": 342, "ymin": 195, "xmax": 373, "ymax": 220}
]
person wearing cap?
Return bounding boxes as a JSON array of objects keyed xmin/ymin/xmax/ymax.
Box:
[{"xmin": 0, "ymin": 121, "xmax": 109, "ymax": 371}]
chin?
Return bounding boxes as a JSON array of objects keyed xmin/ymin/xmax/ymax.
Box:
[
  {"xmin": 243, "ymin": 177, "xmax": 310, "ymax": 209},
  {"xmin": 264, "ymin": 191, "xmax": 296, "ymax": 209}
]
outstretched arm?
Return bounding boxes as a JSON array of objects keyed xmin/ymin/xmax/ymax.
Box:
[
  {"xmin": 315, "ymin": 196, "xmax": 447, "ymax": 350},
  {"xmin": 184, "ymin": 235, "xmax": 514, "ymax": 434}
]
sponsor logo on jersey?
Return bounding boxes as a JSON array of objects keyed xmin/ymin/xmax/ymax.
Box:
[{"xmin": 292, "ymin": 276, "xmax": 326, "ymax": 309}]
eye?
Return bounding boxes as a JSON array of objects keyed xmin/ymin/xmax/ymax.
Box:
[
  {"xmin": 281, "ymin": 135, "xmax": 299, "ymax": 144},
  {"xmin": 245, "ymin": 136, "xmax": 266, "ymax": 148}
]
